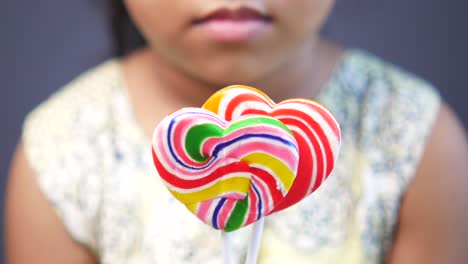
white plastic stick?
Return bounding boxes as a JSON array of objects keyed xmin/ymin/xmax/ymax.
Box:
[
  {"xmin": 245, "ymin": 217, "xmax": 265, "ymax": 264},
  {"xmin": 222, "ymin": 231, "xmax": 233, "ymax": 264}
]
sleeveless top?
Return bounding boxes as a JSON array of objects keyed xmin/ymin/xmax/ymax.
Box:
[{"xmin": 22, "ymin": 50, "xmax": 440, "ymax": 264}]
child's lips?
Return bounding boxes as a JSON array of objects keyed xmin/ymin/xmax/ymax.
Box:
[{"xmin": 193, "ymin": 7, "xmax": 273, "ymax": 43}]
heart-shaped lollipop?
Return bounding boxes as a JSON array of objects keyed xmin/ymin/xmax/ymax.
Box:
[
  {"xmin": 203, "ymin": 85, "xmax": 341, "ymax": 212},
  {"xmin": 152, "ymin": 108, "xmax": 299, "ymax": 231}
]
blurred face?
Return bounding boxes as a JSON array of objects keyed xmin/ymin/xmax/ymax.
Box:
[{"xmin": 125, "ymin": 0, "xmax": 335, "ymax": 86}]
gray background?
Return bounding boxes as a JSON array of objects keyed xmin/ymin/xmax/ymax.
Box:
[{"xmin": 2, "ymin": 1, "xmax": 467, "ymax": 261}]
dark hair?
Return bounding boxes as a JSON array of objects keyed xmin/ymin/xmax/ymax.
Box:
[{"xmin": 109, "ymin": 1, "xmax": 146, "ymax": 56}]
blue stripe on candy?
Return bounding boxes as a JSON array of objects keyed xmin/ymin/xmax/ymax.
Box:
[
  {"xmin": 252, "ymin": 184, "xmax": 262, "ymax": 220},
  {"xmin": 213, "ymin": 198, "xmax": 227, "ymax": 229},
  {"xmin": 167, "ymin": 111, "xmax": 298, "ymax": 170},
  {"xmin": 167, "ymin": 111, "xmax": 222, "ymax": 170},
  {"xmin": 211, "ymin": 133, "xmax": 298, "ymax": 158}
]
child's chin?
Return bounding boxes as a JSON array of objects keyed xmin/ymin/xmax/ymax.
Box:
[
  {"xmin": 201, "ymin": 71, "xmax": 263, "ymax": 87},
  {"xmin": 192, "ymin": 62, "xmax": 271, "ymax": 87}
]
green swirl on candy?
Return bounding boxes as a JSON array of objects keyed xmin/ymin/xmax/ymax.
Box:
[{"xmin": 185, "ymin": 115, "xmax": 295, "ymax": 163}]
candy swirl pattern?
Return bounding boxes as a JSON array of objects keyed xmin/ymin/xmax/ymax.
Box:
[
  {"xmin": 152, "ymin": 108, "xmax": 299, "ymax": 231},
  {"xmin": 203, "ymin": 85, "xmax": 341, "ymax": 212}
]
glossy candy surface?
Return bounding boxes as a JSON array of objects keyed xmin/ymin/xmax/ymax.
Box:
[
  {"xmin": 152, "ymin": 108, "xmax": 299, "ymax": 231},
  {"xmin": 152, "ymin": 85, "xmax": 341, "ymax": 231}
]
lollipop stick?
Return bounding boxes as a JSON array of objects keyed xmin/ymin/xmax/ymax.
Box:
[
  {"xmin": 245, "ymin": 217, "xmax": 265, "ymax": 264},
  {"xmin": 222, "ymin": 231, "xmax": 233, "ymax": 264}
]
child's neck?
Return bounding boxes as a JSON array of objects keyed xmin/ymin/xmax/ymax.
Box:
[
  {"xmin": 251, "ymin": 38, "xmax": 343, "ymax": 102},
  {"xmin": 122, "ymin": 37, "xmax": 343, "ymax": 139}
]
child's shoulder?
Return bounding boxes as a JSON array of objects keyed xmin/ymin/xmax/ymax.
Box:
[
  {"xmin": 22, "ymin": 59, "xmax": 125, "ymax": 173},
  {"xmin": 28, "ymin": 59, "xmax": 122, "ymax": 120},
  {"xmin": 327, "ymin": 49, "xmax": 441, "ymax": 129},
  {"xmin": 24, "ymin": 59, "xmax": 123, "ymax": 133},
  {"xmin": 323, "ymin": 49, "xmax": 442, "ymax": 183},
  {"xmin": 342, "ymin": 49, "xmax": 438, "ymax": 98},
  {"xmin": 20, "ymin": 58, "xmax": 127, "ymax": 249}
]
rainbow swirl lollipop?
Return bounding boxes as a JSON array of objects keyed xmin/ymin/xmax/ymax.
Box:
[{"xmin": 152, "ymin": 108, "xmax": 299, "ymax": 231}]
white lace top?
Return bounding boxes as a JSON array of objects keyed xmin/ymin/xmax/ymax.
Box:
[{"xmin": 23, "ymin": 50, "xmax": 440, "ymax": 263}]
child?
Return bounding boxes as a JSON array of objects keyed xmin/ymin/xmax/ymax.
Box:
[{"xmin": 6, "ymin": 1, "xmax": 468, "ymax": 263}]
